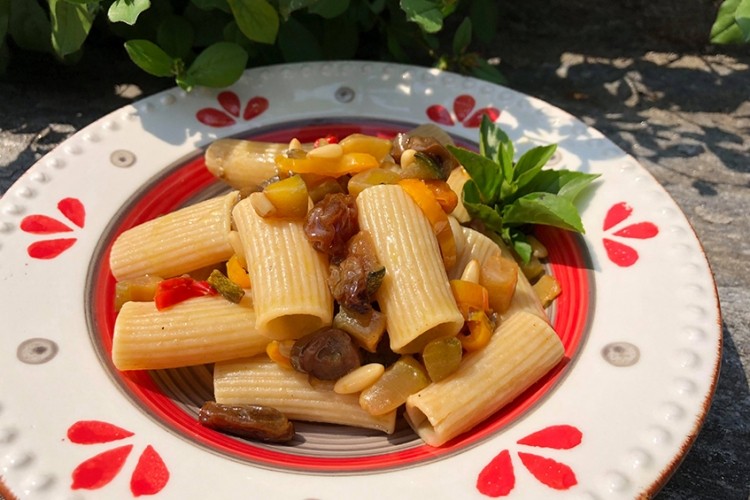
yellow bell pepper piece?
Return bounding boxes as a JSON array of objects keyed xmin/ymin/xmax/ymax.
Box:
[
  {"xmin": 398, "ymin": 178, "xmax": 457, "ymax": 271},
  {"xmin": 275, "ymin": 152, "xmax": 379, "ymax": 177},
  {"xmin": 226, "ymin": 254, "xmax": 251, "ymax": 289},
  {"xmin": 262, "ymin": 174, "xmax": 309, "ymax": 219},
  {"xmin": 458, "ymin": 310, "xmax": 493, "ymax": 351},
  {"xmin": 339, "ymin": 134, "xmax": 393, "ymax": 162},
  {"xmin": 450, "ymin": 279, "xmax": 489, "ymax": 318}
]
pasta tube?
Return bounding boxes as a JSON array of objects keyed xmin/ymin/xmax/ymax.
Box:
[
  {"xmin": 112, "ymin": 295, "xmax": 267, "ymax": 371},
  {"xmin": 232, "ymin": 194, "xmax": 333, "ymax": 340},
  {"xmin": 452, "ymin": 227, "xmax": 547, "ymax": 321},
  {"xmin": 405, "ymin": 311, "xmax": 564, "ymax": 446},
  {"xmin": 214, "ymin": 356, "xmax": 397, "ymax": 434},
  {"xmin": 110, "ymin": 191, "xmax": 239, "ymax": 281},
  {"xmin": 356, "ymin": 184, "xmax": 464, "ymax": 354},
  {"xmin": 204, "ymin": 139, "xmax": 284, "ymax": 191}
]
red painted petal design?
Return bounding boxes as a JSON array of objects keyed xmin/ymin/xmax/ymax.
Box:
[
  {"xmin": 427, "ymin": 104, "xmax": 455, "ymax": 126},
  {"xmin": 518, "ymin": 452, "xmax": 577, "ymax": 490},
  {"xmin": 196, "ymin": 108, "xmax": 236, "ymax": 127},
  {"xmin": 58, "ymin": 197, "xmax": 85, "ymax": 228},
  {"xmin": 71, "ymin": 444, "xmax": 133, "ymax": 490},
  {"xmin": 218, "ymin": 91, "xmax": 241, "ymax": 117},
  {"xmin": 603, "ymin": 202, "xmax": 632, "ymax": 230},
  {"xmin": 476, "ymin": 449, "xmax": 515, "ymax": 497},
  {"xmin": 131, "ymin": 445, "xmax": 170, "ymax": 497},
  {"xmin": 20, "ymin": 215, "xmax": 72, "ymax": 234},
  {"xmin": 464, "ymin": 107, "xmax": 501, "ymax": 128},
  {"xmin": 603, "ymin": 238, "xmax": 639, "ymax": 267},
  {"xmin": 67, "ymin": 421, "xmax": 134, "ymax": 444},
  {"xmin": 517, "ymin": 425, "xmax": 583, "ymax": 450},
  {"xmin": 613, "ymin": 221, "xmax": 659, "ymax": 239},
  {"xmin": 243, "ymin": 97, "xmax": 269, "ymax": 121},
  {"xmin": 27, "ymin": 238, "xmax": 77, "ymax": 259},
  {"xmin": 453, "ymin": 94, "xmax": 476, "ymax": 122}
]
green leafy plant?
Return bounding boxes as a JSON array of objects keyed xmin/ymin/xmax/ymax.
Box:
[
  {"xmin": 447, "ymin": 116, "xmax": 600, "ymax": 263},
  {"xmin": 0, "ymin": 0, "xmax": 505, "ymax": 88},
  {"xmin": 711, "ymin": 0, "xmax": 750, "ymax": 44}
]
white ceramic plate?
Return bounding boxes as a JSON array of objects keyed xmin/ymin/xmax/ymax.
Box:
[{"xmin": 0, "ymin": 62, "xmax": 721, "ymax": 499}]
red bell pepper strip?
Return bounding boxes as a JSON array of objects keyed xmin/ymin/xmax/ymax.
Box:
[{"xmin": 154, "ymin": 276, "xmax": 217, "ymax": 310}]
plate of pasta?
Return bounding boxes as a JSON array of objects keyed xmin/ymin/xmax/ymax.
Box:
[{"xmin": 0, "ymin": 61, "xmax": 721, "ymax": 500}]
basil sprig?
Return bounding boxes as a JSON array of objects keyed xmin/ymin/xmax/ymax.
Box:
[{"xmin": 446, "ymin": 116, "xmax": 600, "ymax": 263}]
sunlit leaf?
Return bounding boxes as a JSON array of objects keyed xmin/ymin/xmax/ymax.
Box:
[
  {"xmin": 108, "ymin": 0, "xmax": 151, "ymax": 25},
  {"xmin": 228, "ymin": 0, "xmax": 279, "ymax": 44}
]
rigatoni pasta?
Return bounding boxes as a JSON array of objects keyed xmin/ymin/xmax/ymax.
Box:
[
  {"xmin": 110, "ymin": 191, "xmax": 239, "ymax": 281},
  {"xmin": 232, "ymin": 194, "xmax": 333, "ymax": 340},
  {"xmin": 214, "ymin": 356, "xmax": 397, "ymax": 434},
  {"xmin": 108, "ymin": 125, "xmax": 573, "ymax": 447},
  {"xmin": 356, "ymin": 184, "xmax": 464, "ymax": 353},
  {"xmin": 404, "ymin": 311, "xmax": 564, "ymax": 446},
  {"xmin": 112, "ymin": 295, "xmax": 267, "ymax": 370}
]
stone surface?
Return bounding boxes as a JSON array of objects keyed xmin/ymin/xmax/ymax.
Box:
[{"xmin": 1, "ymin": 8, "xmax": 748, "ymax": 499}]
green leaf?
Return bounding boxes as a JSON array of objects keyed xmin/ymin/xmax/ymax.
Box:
[
  {"xmin": 447, "ymin": 145, "xmax": 501, "ymax": 204},
  {"xmin": 49, "ymin": 0, "xmax": 96, "ymax": 57},
  {"xmin": 502, "ymin": 192, "xmax": 585, "ymax": 233},
  {"xmin": 516, "ymin": 169, "xmax": 600, "ymax": 201},
  {"xmin": 190, "ymin": 0, "xmax": 231, "ymax": 13},
  {"xmin": 452, "ymin": 17, "xmax": 471, "ymax": 55},
  {"xmin": 711, "ymin": 0, "xmax": 750, "ymax": 43},
  {"xmin": 506, "ymin": 229, "xmax": 532, "ymax": 263},
  {"xmin": 736, "ymin": 0, "xmax": 750, "ymax": 41},
  {"xmin": 277, "ymin": 17, "xmax": 321, "ymax": 61},
  {"xmin": 309, "ymin": 0, "xmax": 350, "ymax": 19},
  {"xmin": 228, "ymin": 0, "xmax": 279, "ymax": 44},
  {"xmin": 124, "ymin": 39, "xmax": 175, "ymax": 77},
  {"xmin": 277, "ymin": 0, "xmax": 316, "ymax": 19},
  {"xmin": 9, "ymin": 0, "xmax": 52, "ymax": 53},
  {"xmin": 157, "ymin": 15, "xmax": 194, "ymax": 59},
  {"xmin": 108, "ymin": 0, "xmax": 151, "ymax": 25},
  {"xmin": 468, "ymin": 56, "xmax": 507, "ymax": 85},
  {"xmin": 513, "ymin": 144, "xmax": 557, "ymax": 188},
  {"xmin": 478, "ymin": 114, "xmax": 510, "ymax": 168},
  {"xmin": 462, "ymin": 180, "xmax": 504, "ymax": 232},
  {"xmin": 185, "ymin": 41, "xmax": 248, "ymax": 88},
  {"xmin": 400, "ymin": 0, "xmax": 443, "ymax": 33}
]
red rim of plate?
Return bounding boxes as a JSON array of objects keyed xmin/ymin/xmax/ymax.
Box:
[{"xmin": 89, "ymin": 121, "xmax": 592, "ymax": 473}]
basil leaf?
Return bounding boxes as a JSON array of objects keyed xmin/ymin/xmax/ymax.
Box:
[
  {"xmin": 514, "ymin": 144, "xmax": 557, "ymax": 187},
  {"xmin": 185, "ymin": 41, "xmax": 248, "ymax": 88},
  {"xmin": 447, "ymin": 145, "xmax": 501, "ymax": 203},
  {"xmin": 108, "ymin": 0, "xmax": 151, "ymax": 25},
  {"xmin": 124, "ymin": 39, "xmax": 174, "ymax": 77},
  {"xmin": 508, "ymin": 229, "xmax": 532, "ymax": 264},
  {"xmin": 400, "ymin": 0, "xmax": 443, "ymax": 33},
  {"xmin": 478, "ymin": 114, "xmax": 508, "ymax": 166},
  {"xmin": 517, "ymin": 169, "xmax": 600, "ymax": 201},
  {"xmin": 502, "ymin": 192, "xmax": 585, "ymax": 233},
  {"xmin": 228, "ymin": 0, "xmax": 279, "ymax": 44},
  {"xmin": 462, "ymin": 180, "xmax": 504, "ymax": 232}
]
